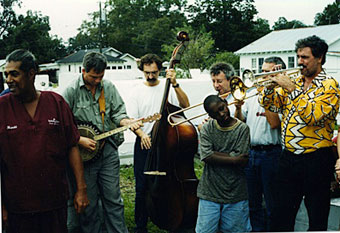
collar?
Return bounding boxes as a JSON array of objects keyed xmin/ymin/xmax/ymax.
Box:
[
  {"xmin": 214, "ymin": 118, "xmax": 241, "ymax": 131},
  {"xmin": 79, "ymin": 75, "xmax": 103, "ymax": 91},
  {"xmin": 295, "ymin": 70, "xmax": 328, "ymax": 89}
]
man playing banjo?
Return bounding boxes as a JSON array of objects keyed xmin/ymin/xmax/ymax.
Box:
[{"xmin": 63, "ymin": 51, "xmax": 142, "ymax": 233}]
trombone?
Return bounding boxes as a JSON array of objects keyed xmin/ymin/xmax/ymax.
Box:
[
  {"xmin": 167, "ymin": 92, "xmax": 230, "ymax": 127},
  {"xmin": 167, "ymin": 68, "xmax": 301, "ymax": 127}
]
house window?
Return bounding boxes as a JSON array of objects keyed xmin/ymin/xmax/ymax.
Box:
[
  {"xmin": 106, "ymin": 66, "xmax": 111, "ymax": 70},
  {"xmin": 288, "ymin": 57, "xmax": 295, "ymax": 68},
  {"xmin": 126, "ymin": 65, "xmax": 131, "ymax": 69},
  {"xmin": 251, "ymin": 58, "xmax": 256, "ymax": 69},
  {"xmin": 68, "ymin": 65, "xmax": 71, "ymax": 72},
  {"xmin": 112, "ymin": 66, "xmax": 117, "ymax": 70},
  {"xmin": 258, "ymin": 58, "xmax": 264, "ymax": 73},
  {"xmin": 118, "ymin": 66, "xmax": 123, "ymax": 70}
]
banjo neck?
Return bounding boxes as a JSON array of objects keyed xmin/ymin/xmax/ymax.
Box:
[
  {"xmin": 94, "ymin": 124, "xmax": 130, "ymax": 141},
  {"xmin": 93, "ymin": 113, "xmax": 161, "ymax": 141}
]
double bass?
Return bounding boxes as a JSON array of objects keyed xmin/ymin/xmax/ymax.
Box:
[{"xmin": 144, "ymin": 31, "xmax": 199, "ymax": 231}]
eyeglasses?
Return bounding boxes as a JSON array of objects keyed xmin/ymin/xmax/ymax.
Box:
[{"xmin": 144, "ymin": 71, "xmax": 159, "ymax": 76}]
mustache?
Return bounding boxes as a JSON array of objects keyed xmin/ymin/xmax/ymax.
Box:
[{"xmin": 147, "ymin": 78, "xmax": 157, "ymax": 82}]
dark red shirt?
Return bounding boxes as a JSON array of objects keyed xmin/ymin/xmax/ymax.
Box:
[{"xmin": 0, "ymin": 91, "xmax": 80, "ymax": 213}]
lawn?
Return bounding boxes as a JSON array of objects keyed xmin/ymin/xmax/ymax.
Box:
[{"xmin": 120, "ymin": 157, "xmax": 204, "ymax": 233}]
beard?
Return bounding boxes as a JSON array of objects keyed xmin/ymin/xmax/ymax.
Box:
[{"xmin": 301, "ymin": 65, "xmax": 316, "ymax": 78}]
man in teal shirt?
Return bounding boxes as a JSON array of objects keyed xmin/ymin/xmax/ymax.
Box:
[{"xmin": 63, "ymin": 51, "xmax": 141, "ymax": 233}]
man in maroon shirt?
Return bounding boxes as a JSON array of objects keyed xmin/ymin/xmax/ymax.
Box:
[{"xmin": 0, "ymin": 49, "xmax": 89, "ymax": 233}]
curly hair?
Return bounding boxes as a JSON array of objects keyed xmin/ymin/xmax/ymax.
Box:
[
  {"xmin": 295, "ymin": 35, "xmax": 328, "ymax": 65},
  {"xmin": 138, "ymin": 53, "xmax": 163, "ymax": 71}
]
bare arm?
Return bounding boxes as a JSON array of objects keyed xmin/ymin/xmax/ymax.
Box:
[
  {"xmin": 336, "ymin": 134, "xmax": 340, "ymax": 182},
  {"xmin": 234, "ymin": 100, "xmax": 245, "ymax": 122},
  {"xmin": 265, "ymin": 109, "xmax": 280, "ymax": 129},
  {"xmin": 167, "ymin": 68, "xmax": 189, "ymax": 108},
  {"xmin": 133, "ymin": 128, "xmax": 151, "ymax": 150},
  {"xmin": 203, "ymin": 151, "xmax": 248, "ymax": 167},
  {"xmin": 173, "ymin": 85, "xmax": 190, "ymax": 108},
  {"xmin": 69, "ymin": 145, "xmax": 89, "ymax": 214}
]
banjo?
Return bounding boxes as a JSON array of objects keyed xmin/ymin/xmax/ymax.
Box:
[{"xmin": 78, "ymin": 113, "xmax": 161, "ymax": 162}]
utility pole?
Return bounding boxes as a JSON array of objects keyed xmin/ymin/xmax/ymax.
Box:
[{"xmin": 99, "ymin": 1, "xmax": 102, "ymax": 53}]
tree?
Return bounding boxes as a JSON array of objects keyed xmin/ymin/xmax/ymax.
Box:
[
  {"xmin": 69, "ymin": 0, "xmax": 188, "ymax": 57},
  {"xmin": 0, "ymin": 0, "xmax": 20, "ymax": 38},
  {"xmin": 162, "ymin": 26, "xmax": 215, "ymax": 74},
  {"xmin": 314, "ymin": 1, "xmax": 340, "ymax": 25},
  {"xmin": 272, "ymin": 17, "xmax": 308, "ymax": 30},
  {"xmin": 211, "ymin": 51, "xmax": 240, "ymax": 73},
  {"xmin": 0, "ymin": 11, "xmax": 67, "ymax": 63},
  {"xmin": 187, "ymin": 0, "xmax": 270, "ymax": 52}
]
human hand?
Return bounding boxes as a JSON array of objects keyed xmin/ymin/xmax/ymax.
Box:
[
  {"xmin": 74, "ymin": 188, "xmax": 89, "ymax": 214},
  {"xmin": 270, "ymin": 72, "xmax": 295, "ymax": 92},
  {"xmin": 233, "ymin": 153, "xmax": 249, "ymax": 167},
  {"xmin": 335, "ymin": 159, "xmax": 340, "ymax": 183},
  {"xmin": 197, "ymin": 117, "xmax": 210, "ymax": 132},
  {"xmin": 234, "ymin": 99, "xmax": 244, "ymax": 110},
  {"xmin": 271, "ymin": 64, "xmax": 283, "ymax": 71},
  {"xmin": 2, "ymin": 204, "xmax": 8, "ymax": 230},
  {"xmin": 166, "ymin": 68, "xmax": 177, "ymax": 85},
  {"xmin": 127, "ymin": 118, "xmax": 143, "ymax": 132},
  {"xmin": 140, "ymin": 133, "xmax": 151, "ymax": 150},
  {"xmin": 79, "ymin": 136, "xmax": 97, "ymax": 152}
]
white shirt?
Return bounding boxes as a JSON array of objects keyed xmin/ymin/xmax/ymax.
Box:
[
  {"xmin": 241, "ymin": 89, "xmax": 281, "ymax": 146},
  {"xmin": 128, "ymin": 79, "xmax": 179, "ymax": 135}
]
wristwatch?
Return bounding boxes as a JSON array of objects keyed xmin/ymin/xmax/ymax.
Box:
[{"xmin": 172, "ymin": 83, "xmax": 179, "ymax": 88}]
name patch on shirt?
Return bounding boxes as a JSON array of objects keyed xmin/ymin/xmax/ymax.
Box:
[
  {"xmin": 48, "ymin": 118, "xmax": 60, "ymax": 126},
  {"xmin": 7, "ymin": 125, "xmax": 17, "ymax": 130}
]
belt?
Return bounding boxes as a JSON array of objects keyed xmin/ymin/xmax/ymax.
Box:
[{"xmin": 251, "ymin": 144, "xmax": 281, "ymax": 150}]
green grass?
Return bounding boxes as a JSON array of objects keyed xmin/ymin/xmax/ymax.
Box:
[{"xmin": 120, "ymin": 157, "xmax": 204, "ymax": 233}]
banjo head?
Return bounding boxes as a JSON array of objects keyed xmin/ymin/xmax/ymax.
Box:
[{"xmin": 77, "ymin": 124, "xmax": 101, "ymax": 162}]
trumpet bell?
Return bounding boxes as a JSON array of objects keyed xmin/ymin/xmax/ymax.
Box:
[{"xmin": 242, "ymin": 69, "xmax": 255, "ymax": 87}]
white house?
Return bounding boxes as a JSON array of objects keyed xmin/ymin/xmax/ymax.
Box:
[
  {"xmin": 56, "ymin": 47, "xmax": 142, "ymax": 80},
  {"xmin": 235, "ymin": 24, "xmax": 340, "ymax": 81}
]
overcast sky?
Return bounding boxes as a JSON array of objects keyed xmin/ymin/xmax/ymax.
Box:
[{"xmin": 14, "ymin": 0, "xmax": 335, "ymax": 42}]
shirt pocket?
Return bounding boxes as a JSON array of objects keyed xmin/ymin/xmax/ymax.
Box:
[
  {"xmin": 43, "ymin": 125, "xmax": 67, "ymax": 161},
  {"xmin": 74, "ymin": 102, "xmax": 93, "ymax": 123}
]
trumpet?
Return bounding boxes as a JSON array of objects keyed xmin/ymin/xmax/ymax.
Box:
[
  {"xmin": 167, "ymin": 68, "xmax": 301, "ymax": 127},
  {"xmin": 230, "ymin": 67, "xmax": 302, "ymax": 101}
]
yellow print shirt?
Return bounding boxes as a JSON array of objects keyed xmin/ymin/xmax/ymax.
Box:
[{"xmin": 259, "ymin": 71, "xmax": 340, "ymax": 154}]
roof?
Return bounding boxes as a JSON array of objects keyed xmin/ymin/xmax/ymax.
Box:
[
  {"xmin": 235, "ymin": 24, "xmax": 340, "ymax": 55},
  {"xmin": 56, "ymin": 49, "xmax": 126, "ymax": 63},
  {"xmin": 118, "ymin": 53, "xmax": 137, "ymax": 60},
  {"xmin": 0, "ymin": 59, "xmax": 5, "ymax": 68}
]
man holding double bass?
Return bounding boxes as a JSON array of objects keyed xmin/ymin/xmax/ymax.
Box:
[
  {"xmin": 129, "ymin": 53, "xmax": 190, "ymax": 233},
  {"xmin": 63, "ymin": 51, "xmax": 142, "ymax": 233}
]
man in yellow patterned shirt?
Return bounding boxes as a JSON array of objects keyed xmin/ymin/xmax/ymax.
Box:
[{"xmin": 259, "ymin": 35, "xmax": 340, "ymax": 231}]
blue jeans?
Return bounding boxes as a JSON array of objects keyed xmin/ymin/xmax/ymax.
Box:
[
  {"xmin": 195, "ymin": 199, "xmax": 251, "ymax": 233},
  {"xmin": 67, "ymin": 142, "xmax": 128, "ymax": 233},
  {"xmin": 244, "ymin": 145, "xmax": 281, "ymax": 232},
  {"xmin": 133, "ymin": 137, "xmax": 149, "ymax": 232}
]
